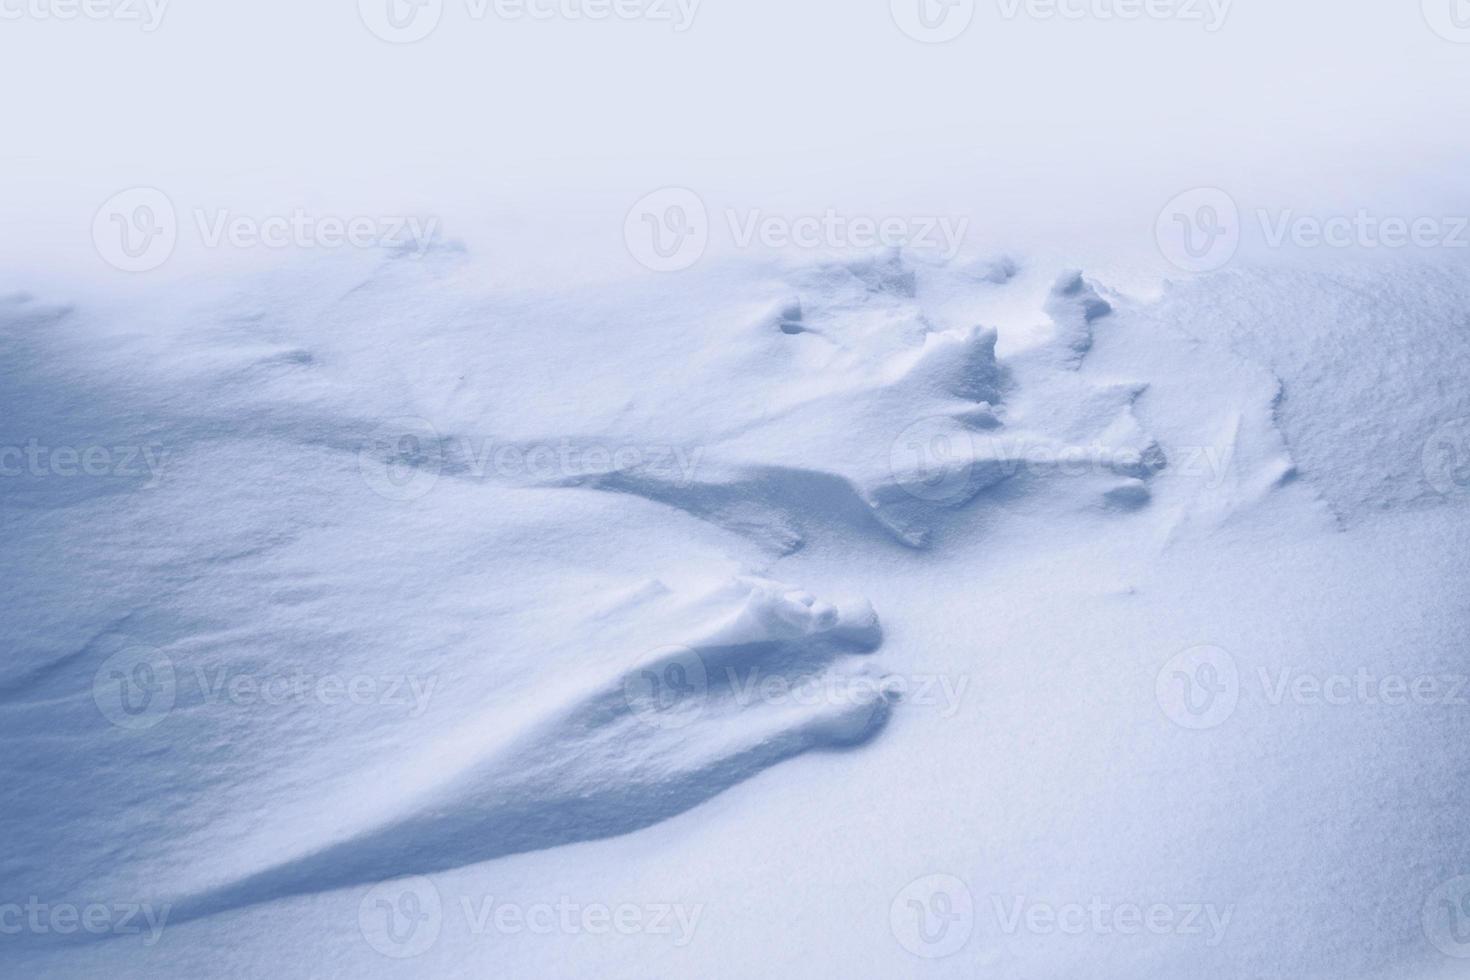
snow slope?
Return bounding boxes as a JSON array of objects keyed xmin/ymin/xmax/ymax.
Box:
[{"xmin": 3, "ymin": 247, "xmax": 1469, "ymax": 978}]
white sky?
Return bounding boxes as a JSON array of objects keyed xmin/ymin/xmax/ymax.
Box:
[{"xmin": 3, "ymin": 0, "xmax": 1469, "ymax": 287}]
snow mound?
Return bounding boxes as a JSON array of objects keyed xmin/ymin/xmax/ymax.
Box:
[{"xmin": 119, "ymin": 575, "xmax": 891, "ymax": 929}]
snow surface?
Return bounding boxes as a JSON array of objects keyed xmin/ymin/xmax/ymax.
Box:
[{"xmin": 3, "ymin": 245, "xmax": 1469, "ymax": 978}]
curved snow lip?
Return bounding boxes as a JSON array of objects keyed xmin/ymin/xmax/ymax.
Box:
[
  {"xmin": 109, "ymin": 576, "xmax": 898, "ymax": 933},
  {"xmin": 0, "ymin": 250, "xmax": 1339, "ymax": 960}
]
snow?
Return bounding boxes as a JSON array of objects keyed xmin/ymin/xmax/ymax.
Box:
[
  {"xmin": 5, "ymin": 2, "xmax": 1470, "ymax": 977},
  {"xmin": 3, "ymin": 243, "xmax": 1469, "ymax": 978}
]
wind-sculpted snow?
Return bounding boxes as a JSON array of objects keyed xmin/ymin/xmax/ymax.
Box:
[
  {"xmin": 536, "ymin": 260, "xmax": 1167, "ymax": 552},
  {"xmin": 1133, "ymin": 266, "xmax": 1470, "ymax": 524},
  {"xmin": 8, "ymin": 248, "xmax": 1446, "ymax": 973},
  {"xmin": 0, "ymin": 252, "xmax": 1183, "ymax": 937},
  {"xmin": 143, "ymin": 575, "xmax": 893, "ymax": 926}
]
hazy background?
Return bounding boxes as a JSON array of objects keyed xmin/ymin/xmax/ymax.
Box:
[{"xmin": 3, "ymin": 0, "xmax": 1468, "ymax": 290}]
